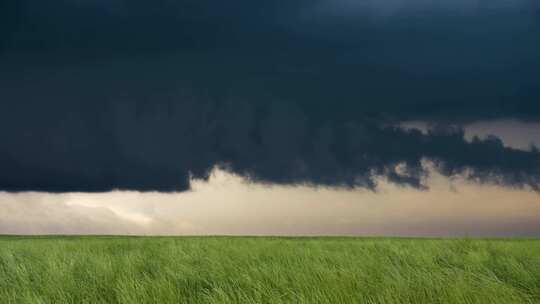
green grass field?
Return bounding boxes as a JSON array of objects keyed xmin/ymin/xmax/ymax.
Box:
[{"xmin": 0, "ymin": 237, "xmax": 539, "ymax": 303}]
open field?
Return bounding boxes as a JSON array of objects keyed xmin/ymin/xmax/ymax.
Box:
[{"xmin": 0, "ymin": 237, "xmax": 539, "ymax": 303}]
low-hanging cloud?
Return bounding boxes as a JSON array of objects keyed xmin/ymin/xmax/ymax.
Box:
[
  {"xmin": 0, "ymin": 0, "xmax": 539, "ymax": 192},
  {"xmin": 0, "ymin": 93, "xmax": 539, "ymax": 192}
]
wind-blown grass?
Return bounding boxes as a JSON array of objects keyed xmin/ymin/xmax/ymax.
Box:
[{"xmin": 0, "ymin": 236, "xmax": 539, "ymax": 303}]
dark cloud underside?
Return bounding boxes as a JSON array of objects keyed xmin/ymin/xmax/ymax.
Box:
[{"xmin": 0, "ymin": 0, "xmax": 539, "ymax": 192}]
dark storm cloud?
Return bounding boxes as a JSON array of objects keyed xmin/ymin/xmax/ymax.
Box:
[
  {"xmin": 4, "ymin": 0, "xmax": 538, "ymax": 120},
  {"xmin": 0, "ymin": 0, "xmax": 539, "ymax": 192},
  {"xmin": 1, "ymin": 90, "xmax": 538, "ymax": 192}
]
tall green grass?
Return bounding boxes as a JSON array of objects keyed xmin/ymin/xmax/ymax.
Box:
[{"xmin": 0, "ymin": 237, "xmax": 539, "ymax": 303}]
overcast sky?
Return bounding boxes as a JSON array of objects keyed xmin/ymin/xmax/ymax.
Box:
[{"xmin": 1, "ymin": 1, "xmax": 539, "ymax": 235}]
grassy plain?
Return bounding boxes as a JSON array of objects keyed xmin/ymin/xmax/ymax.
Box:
[{"xmin": 0, "ymin": 236, "xmax": 539, "ymax": 303}]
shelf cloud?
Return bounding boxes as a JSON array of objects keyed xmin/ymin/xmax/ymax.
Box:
[{"xmin": 0, "ymin": 0, "xmax": 539, "ymax": 192}]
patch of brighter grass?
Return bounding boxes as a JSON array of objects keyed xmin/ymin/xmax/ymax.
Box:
[{"xmin": 0, "ymin": 236, "xmax": 539, "ymax": 303}]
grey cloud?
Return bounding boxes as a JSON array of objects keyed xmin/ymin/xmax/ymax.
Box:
[
  {"xmin": 0, "ymin": 1, "xmax": 539, "ymax": 192},
  {"xmin": 2, "ymin": 88, "xmax": 539, "ymax": 192},
  {"xmin": 404, "ymin": 120, "xmax": 540, "ymax": 151}
]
